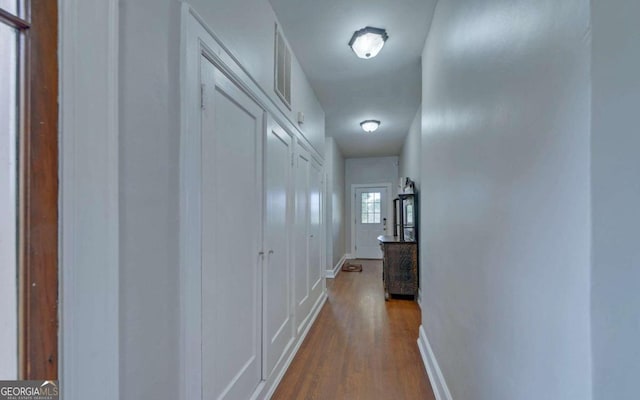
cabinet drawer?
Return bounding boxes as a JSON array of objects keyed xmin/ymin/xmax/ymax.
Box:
[{"xmin": 382, "ymin": 243, "xmax": 418, "ymax": 297}]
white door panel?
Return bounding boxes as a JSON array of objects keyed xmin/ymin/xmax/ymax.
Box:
[
  {"xmin": 294, "ymin": 148, "xmax": 310, "ymax": 332},
  {"xmin": 201, "ymin": 57, "xmax": 263, "ymax": 400},
  {"xmin": 263, "ymin": 118, "xmax": 294, "ymax": 378},
  {"xmin": 354, "ymin": 187, "xmax": 389, "ymax": 259},
  {"xmin": 308, "ymin": 161, "xmax": 323, "ymax": 297}
]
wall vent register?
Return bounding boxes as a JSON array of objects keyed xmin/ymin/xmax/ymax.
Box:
[{"xmin": 274, "ymin": 24, "xmax": 292, "ymax": 108}]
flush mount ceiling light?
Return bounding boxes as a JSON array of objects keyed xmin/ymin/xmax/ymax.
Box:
[
  {"xmin": 360, "ymin": 120, "xmax": 381, "ymax": 133},
  {"xmin": 348, "ymin": 27, "xmax": 389, "ymax": 59}
]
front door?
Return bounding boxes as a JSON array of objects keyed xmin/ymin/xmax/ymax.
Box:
[{"xmin": 354, "ymin": 187, "xmax": 389, "ymax": 259}]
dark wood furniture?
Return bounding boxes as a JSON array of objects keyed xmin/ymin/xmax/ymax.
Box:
[
  {"xmin": 378, "ymin": 235, "xmax": 418, "ymax": 300},
  {"xmin": 380, "ymin": 191, "xmax": 418, "ymax": 300},
  {"xmin": 393, "ymin": 193, "xmax": 417, "ymax": 240},
  {"xmin": 393, "ymin": 198, "xmax": 399, "ymax": 236},
  {"xmin": 398, "ymin": 193, "xmax": 416, "ymax": 241}
]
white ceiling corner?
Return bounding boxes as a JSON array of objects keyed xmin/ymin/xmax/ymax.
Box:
[{"xmin": 269, "ymin": 0, "xmax": 437, "ymax": 157}]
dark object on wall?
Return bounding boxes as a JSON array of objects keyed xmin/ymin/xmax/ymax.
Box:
[{"xmin": 398, "ymin": 177, "xmax": 415, "ymax": 194}]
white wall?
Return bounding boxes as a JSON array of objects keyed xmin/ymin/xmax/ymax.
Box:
[
  {"xmin": 399, "ymin": 108, "xmax": 421, "ymax": 186},
  {"xmin": 118, "ymin": 0, "xmax": 324, "ymax": 398},
  {"xmin": 419, "ymin": 1, "xmax": 592, "ymax": 399},
  {"xmin": 344, "ymin": 156, "xmax": 398, "ymax": 253},
  {"xmin": 119, "ymin": 2, "xmax": 181, "ymax": 398},
  {"xmin": 591, "ymin": 1, "xmax": 640, "ymax": 398},
  {"xmin": 324, "ymin": 137, "xmax": 345, "ymax": 267}
]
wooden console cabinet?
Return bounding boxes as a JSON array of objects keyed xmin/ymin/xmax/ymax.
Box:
[
  {"xmin": 378, "ymin": 235, "xmax": 418, "ymax": 300},
  {"xmin": 379, "ymin": 190, "xmax": 418, "ymax": 300}
]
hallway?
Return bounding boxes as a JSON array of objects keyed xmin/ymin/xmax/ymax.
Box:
[
  {"xmin": 2, "ymin": 0, "xmax": 638, "ymax": 399},
  {"xmin": 272, "ymin": 260, "xmax": 434, "ymax": 399}
]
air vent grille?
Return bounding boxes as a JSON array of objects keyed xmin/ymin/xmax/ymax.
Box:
[{"xmin": 274, "ymin": 24, "xmax": 292, "ymax": 108}]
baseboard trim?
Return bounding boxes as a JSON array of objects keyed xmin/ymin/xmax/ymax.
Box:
[
  {"xmin": 258, "ymin": 291, "xmax": 328, "ymax": 400},
  {"xmin": 325, "ymin": 254, "xmax": 349, "ymax": 279},
  {"xmin": 418, "ymin": 325, "xmax": 453, "ymax": 400}
]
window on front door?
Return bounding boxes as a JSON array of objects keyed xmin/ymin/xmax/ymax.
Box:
[{"xmin": 361, "ymin": 192, "xmax": 381, "ymax": 224}]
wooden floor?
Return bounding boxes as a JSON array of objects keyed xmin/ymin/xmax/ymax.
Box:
[{"xmin": 272, "ymin": 259, "xmax": 435, "ymax": 400}]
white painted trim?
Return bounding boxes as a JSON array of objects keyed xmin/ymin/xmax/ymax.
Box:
[
  {"xmin": 325, "ymin": 254, "xmax": 348, "ymax": 279},
  {"xmin": 59, "ymin": 0, "xmax": 119, "ymax": 398},
  {"xmin": 179, "ymin": 7, "xmax": 204, "ymax": 399},
  {"xmin": 417, "ymin": 288, "xmax": 423, "ymax": 309},
  {"xmin": 259, "ymin": 292, "xmax": 327, "ymax": 400},
  {"xmin": 307, "ymin": 158, "xmax": 325, "ymax": 303},
  {"xmin": 321, "ymin": 170, "xmax": 327, "ymax": 292},
  {"xmin": 350, "ymin": 183, "xmax": 394, "ymax": 257},
  {"xmin": 418, "ymin": 326, "xmax": 453, "ymax": 400}
]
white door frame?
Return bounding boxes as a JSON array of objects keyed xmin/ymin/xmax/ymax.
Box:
[{"xmin": 350, "ymin": 183, "xmax": 393, "ymax": 257}]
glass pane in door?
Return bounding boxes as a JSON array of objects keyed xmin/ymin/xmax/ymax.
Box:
[
  {"xmin": 0, "ymin": 1, "xmax": 20, "ymax": 16},
  {"xmin": 361, "ymin": 192, "xmax": 381, "ymax": 224},
  {"xmin": 0, "ymin": 21, "xmax": 19, "ymax": 379}
]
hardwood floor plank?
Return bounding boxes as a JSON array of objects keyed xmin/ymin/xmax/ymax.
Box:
[{"xmin": 272, "ymin": 259, "xmax": 435, "ymax": 400}]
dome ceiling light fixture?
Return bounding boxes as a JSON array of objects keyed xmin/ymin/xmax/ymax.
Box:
[
  {"xmin": 348, "ymin": 26, "xmax": 389, "ymax": 59},
  {"xmin": 360, "ymin": 120, "xmax": 381, "ymax": 133}
]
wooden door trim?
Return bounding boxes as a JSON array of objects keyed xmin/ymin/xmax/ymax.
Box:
[{"xmin": 19, "ymin": 0, "xmax": 59, "ymax": 380}]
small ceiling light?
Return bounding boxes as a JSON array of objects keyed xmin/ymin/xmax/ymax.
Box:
[
  {"xmin": 349, "ymin": 27, "xmax": 389, "ymax": 59},
  {"xmin": 360, "ymin": 120, "xmax": 381, "ymax": 133}
]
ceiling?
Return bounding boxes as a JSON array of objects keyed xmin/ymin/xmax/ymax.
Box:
[{"xmin": 269, "ymin": 0, "xmax": 437, "ymax": 158}]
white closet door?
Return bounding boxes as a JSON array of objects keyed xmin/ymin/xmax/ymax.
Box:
[
  {"xmin": 293, "ymin": 146, "xmax": 310, "ymax": 333},
  {"xmin": 263, "ymin": 118, "xmax": 294, "ymax": 377},
  {"xmin": 308, "ymin": 161, "xmax": 323, "ymax": 301},
  {"xmin": 200, "ymin": 57, "xmax": 263, "ymax": 400}
]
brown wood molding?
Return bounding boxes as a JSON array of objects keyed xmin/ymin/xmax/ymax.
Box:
[{"xmin": 19, "ymin": 0, "xmax": 59, "ymax": 380}]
